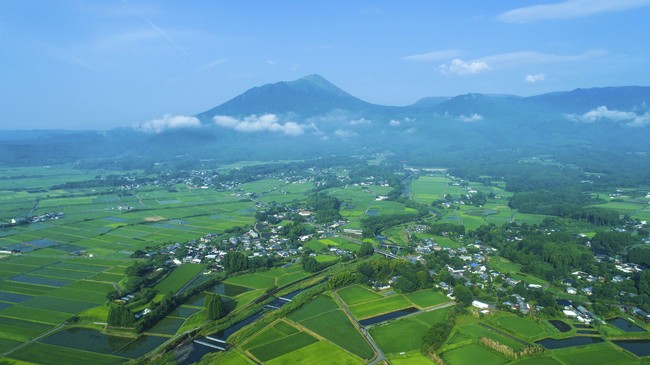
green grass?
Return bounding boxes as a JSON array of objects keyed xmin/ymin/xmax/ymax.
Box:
[
  {"xmin": 224, "ymin": 273, "xmax": 276, "ymax": 290},
  {"xmin": 8, "ymin": 342, "xmax": 126, "ymax": 365},
  {"xmin": 348, "ymin": 295, "xmax": 412, "ymax": 320},
  {"xmin": 460, "ymin": 323, "xmax": 527, "ymax": 350},
  {"xmin": 242, "ymin": 320, "xmax": 299, "ymax": 351},
  {"xmin": 265, "ymin": 340, "xmax": 363, "ymax": 365},
  {"xmin": 508, "ymin": 357, "xmax": 563, "ymax": 365},
  {"xmin": 0, "ymin": 305, "xmax": 71, "ymax": 325},
  {"xmin": 337, "ymin": 285, "xmax": 383, "ymax": 306},
  {"xmin": 248, "ymin": 331, "xmax": 318, "ymax": 362},
  {"xmin": 20, "ymin": 296, "xmax": 97, "ymax": 314},
  {"xmin": 288, "ymin": 294, "xmax": 339, "ymax": 322},
  {"xmin": 388, "ymin": 352, "xmax": 436, "ymax": 365},
  {"xmin": 300, "ymin": 309, "xmax": 374, "ymax": 359},
  {"xmin": 404, "ymin": 290, "xmax": 450, "ymax": 309},
  {"xmin": 552, "ymin": 342, "xmax": 637, "ymax": 365},
  {"xmin": 371, "ymin": 316, "xmax": 430, "ymax": 354},
  {"xmin": 153, "ymin": 264, "xmax": 206, "ymax": 295},
  {"xmin": 441, "ymin": 344, "xmax": 509, "ymax": 365},
  {"xmin": 494, "ymin": 315, "xmax": 547, "ymax": 339},
  {"xmin": 0, "ymin": 316, "xmax": 53, "ymax": 341},
  {"xmin": 370, "ymin": 307, "xmax": 450, "ymax": 355}
]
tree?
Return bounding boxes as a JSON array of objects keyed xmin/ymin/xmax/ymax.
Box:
[
  {"xmin": 206, "ymin": 294, "xmax": 225, "ymax": 320},
  {"xmin": 454, "ymin": 285, "xmax": 473, "ymax": 307},
  {"xmin": 224, "ymin": 252, "xmax": 248, "ymax": 273},
  {"xmin": 359, "ymin": 242, "xmax": 375, "ymax": 257}
]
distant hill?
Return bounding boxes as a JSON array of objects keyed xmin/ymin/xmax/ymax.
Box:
[{"xmin": 2, "ymin": 75, "xmax": 650, "ymax": 166}]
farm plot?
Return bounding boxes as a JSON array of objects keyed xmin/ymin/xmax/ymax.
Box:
[
  {"xmin": 441, "ymin": 343, "xmax": 509, "ymax": 365},
  {"xmin": 552, "ymin": 341, "xmax": 637, "ymax": 365},
  {"xmin": 153, "ymin": 264, "xmax": 206, "ymax": 295},
  {"xmin": 248, "ymin": 330, "xmax": 318, "ymax": 362},
  {"xmin": 370, "ymin": 307, "xmax": 450, "ymax": 355},
  {"xmin": 459, "ymin": 323, "xmax": 528, "ymax": 350},
  {"xmin": 288, "ymin": 295, "xmax": 373, "ymax": 359},
  {"xmin": 348, "ymin": 295, "xmax": 412, "ymax": 320},
  {"xmin": 0, "ymin": 316, "xmax": 53, "ymax": 341},
  {"xmin": 265, "ymin": 340, "xmax": 363, "ymax": 365},
  {"xmin": 8, "ymin": 342, "xmax": 126, "ymax": 365},
  {"xmin": 493, "ymin": 314, "xmax": 548, "ymax": 340},
  {"xmin": 338, "ymin": 285, "xmax": 383, "ymax": 306},
  {"xmin": 404, "ymin": 290, "xmax": 450, "ymax": 309}
]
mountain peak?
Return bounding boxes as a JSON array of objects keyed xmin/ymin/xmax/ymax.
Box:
[{"xmin": 197, "ymin": 74, "xmax": 372, "ymax": 120}]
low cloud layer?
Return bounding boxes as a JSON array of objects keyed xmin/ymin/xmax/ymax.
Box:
[
  {"xmin": 566, "ymin": 106, "xmax": 650, "ymax": 127},
  {"xmin": 213, "ymin": 114, "xmax": 314, "ymax": 135},
  {"xmin": 136, "ymin": 114, "xmax": 201, "ymax": 133},
  {"xmin": 458, "ymin": 114, "xmax": 484, "ymax": 122},
  {"xmin": 440, "ymin": 59, "xmax": 490, "ymax": 75}
]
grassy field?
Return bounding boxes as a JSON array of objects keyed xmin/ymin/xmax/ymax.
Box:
[
  {"xmin": 348, "ymin": 295, "xmax": 412, "ymax": 320},
  {"xmin": 370, "ymin": 307, "xmax": 450, "ymax": 354},
  {"xmin": 493, "ymin": 314, "xmax": 548, "ymax": 340},
  {"xmin": 153, "ymin": 264, "xmax": 206, "ymax": 295},
  {"xmin": 441, "ymin": 343, "xmax": 509, "ymax": 365},
  {"xmin": 404, "ymin": 290, "xmax": 450, "ymax": 309},
  {"xmin": 248, "ymin": 331, "xmax": 318, "ymax": 362},
  {"xmin": 388, "ymin": 352, "xmax": 436, "ymax": 365},
  {"xmin": 265, "ymin": 340, "xmax": 364, "ymax": 365},
  {"xmin": 551, "ymin": 342, "xmax": 638, "ymax": 365},
  {"xmin": 337, "ymin": 285, "xmax": 383, "ymax": 306},
  {"xmin": 459, "ymin": 323, "xmax": 528, "ymax": 350},
  {"xmin": 300, "ymin": 309, "xmax": 374, "ymax": 359}
]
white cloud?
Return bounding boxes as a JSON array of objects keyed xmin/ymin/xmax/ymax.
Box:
[
  {"xmin": 525, "ymin": 73, "xmax": 545, "ymax": 83},
  {"xmin": 389, "ymin": 119, "xmax": 400, "ymax": 127},
  {"xmin": 213, "ymin": 114, "xmax": 313, "ymax": 135},
  {"xmin": 136, "ymin": 114, "xmax": 201, "ymax": 133},
  {"xmin": 566, "ymin": 106, "xmax": 650, "ymax": 127},
  {"xmin": 458, "ymin": 114, "xmax": 484, "ymax": 122},
  {"xmin": 480, "ymin": 50, "xmax": 605, "ymax": 66},
  {"xmin": 404, "ymin": 127, "xmax": 417, "ymax": 134},
  {"xmin": 498, "ymin": 0, "xmax": 650, "ymax": 23},
  {"xmin": 334, "ymin": 129, "xmax": 357, "ymax": 138},
  {"xmin": 194, "ymin": 59, "xmax": 226, "ymax": 74},
  {"xmin": 403, "ymin": 49, "xmax": 462, "ymax": 62},
  {"xmin": 349, "ymin": 118, "xmax": 372, "ymax": 126},
  {"xmin": 439, "ymin": 59, "xmax": 490, "ymax": 75}
]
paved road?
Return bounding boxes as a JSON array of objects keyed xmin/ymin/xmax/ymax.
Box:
[{"xmin": 332, "ymin": 291, "xmax": 388, "ymax": 365}]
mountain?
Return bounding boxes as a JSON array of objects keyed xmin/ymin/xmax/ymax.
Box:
[
  {"xmin": 196, "ymin": 74, "xmax": 385, "ymax": 121},
  {"xmin": 3, "ymin": 75, "xmax": 650, "ymax": 167}
]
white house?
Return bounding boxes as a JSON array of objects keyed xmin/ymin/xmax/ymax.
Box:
[{"xmin": 472, "ymin": 300, "xmax": 489, "ymax": 309}]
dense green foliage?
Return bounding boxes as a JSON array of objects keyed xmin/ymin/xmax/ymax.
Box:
[
  {"xmin": 356, "ymin": 258, "xmax": 432, "ymax": 293},
  {"xmin": 107, "ymin": 304, "xmax": 135, "ymax": 328},
  {"xmin": 501, "ymin": 232, "xmax": 595, "ymax": 280},
  {"xmin": 206, "ymin": 294, "xmax": 225, "ymax": 321}
]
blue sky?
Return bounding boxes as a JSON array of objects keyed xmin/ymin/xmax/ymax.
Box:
[{"xmin": 1, "ymin": 0, "xmax": 649, "ymax": 130}]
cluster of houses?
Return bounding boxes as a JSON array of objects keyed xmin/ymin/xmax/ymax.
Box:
[{"xmin": 1, "ymin": 211, "xmax": 64, "ymax": 228}]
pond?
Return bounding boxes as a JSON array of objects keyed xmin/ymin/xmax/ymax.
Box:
[
  {"xmin": 359, "ymin": 307, "xmax": 419, "ymax": 326},
  {"xmin": 548, "ymin": 320, "xmax": 571, "ymax": 333},
  {"xmin": 608, "ymin": 317, "xmax": 646, "ymax": 333},
  {"xmin": 612, "ymin": 339, "xmax": 650, "ymax": 357},
  {"xmin": 41, "ymin": 327, "xmax": 166, "ymax": 357},
  {"xmin": 536, "ymin": 336, "xmax": 603, "ymax": 349},
  {"xmin": 209, "ymin": 282, "xmax": 250, "ymax": 297}
]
